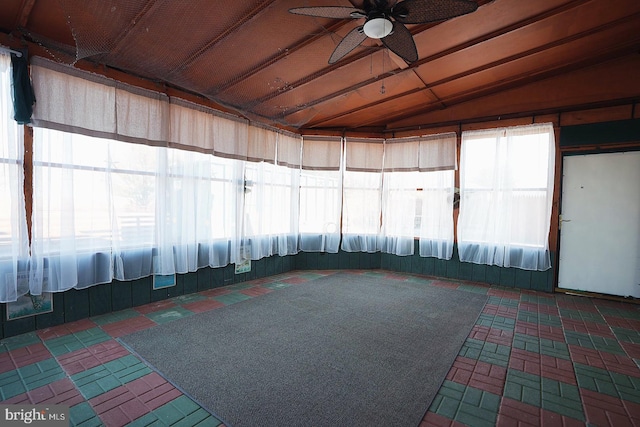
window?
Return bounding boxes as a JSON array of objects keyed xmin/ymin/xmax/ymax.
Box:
[
  {"xmin": 30, "ymin": 127, "xmax": 244, "ymax": 293},
  {"xmin": 458, "ymin": 123, "xmax": 555, "ymax": 270},
  {"xmin": 0, "ymin": 52, "xmax": 29, "ymax": 302}
]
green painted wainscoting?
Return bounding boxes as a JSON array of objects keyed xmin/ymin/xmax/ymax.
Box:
[{"xmin": 0, "ymin": 246, "xmax": 553, "ymax": 339}]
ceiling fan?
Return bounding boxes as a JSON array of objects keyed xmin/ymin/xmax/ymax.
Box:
[{"xmin": 289, "ymin": 0, "xmax": 478, "ymax": 64}]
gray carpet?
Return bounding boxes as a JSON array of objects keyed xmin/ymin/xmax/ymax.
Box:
[{"xmin": 120, "ymin": 272, "xmax": 487, "ymax": 427}]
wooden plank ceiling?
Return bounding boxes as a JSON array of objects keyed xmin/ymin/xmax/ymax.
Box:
[{"xmin": 0, "ymin": 0, "xmax": 639, "ymax": 135}]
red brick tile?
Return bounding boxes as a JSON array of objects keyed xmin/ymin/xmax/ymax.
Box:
[
  {"xmin": 446, "ymin": 356, "xmax": 475, "ymax": 384},
  {"xmin": 181, "ymin": 298, "xmax": 225, "ymax": 314},
  {"xmin": 470, "ymin": 325, "xmax": 491, "ymax": 341},
  {"xmin": 200, "ymin": 287, "xmax": 232, "ymax": 297},
  {"xmin": 100, "ymin": 316, "xmax": 156, "ymax": 338},
  {"xmin": 622, "ymin": 399, "xmax": 640, "ymax": 424},
  {"xmin": 486, "ymin": 328, "xmax": 514, "ymax": 346},
  {"xmin": 240, "ymin": 287, "xmax": 272, "ymax": 297},
  {"xmin": 540, "ymin": 354, "xmax": 576, "ymax": 385},
  {"xmin": 600, "ymin": 352, "xmax": 640, "ymax": 378},
  {"xmin": 568, "ymin": 345, "xmax": 606, "ymax": 370},
  {"xmin": 282, "ymin": 277, "xmax": 308, "ymax": 284},
  {"xmin": 58, "ymin": 340, "xmax": 129, "ymax": 375},
  {"xmin": 124, "ymin": 373, "xmax": 181, "ymax": 410},
  {"xmin": 562, "ymin": 318, "xmax": 614, "ymax": 337},
  {"xmin": 520, "ymin": 302, "xmax": 558, "ymax": 316},
  {"xmin": 515, "ymin": 321, "xmax": 539, "ymax": 338},
  {"xmin": 487, "ymin": 288, "xmax": 520, "ymax": 299},
  {"xmin": 97, "ymin": 406, "xmax": 132, "ymax": 427},
  {"xmin": 135, "ymin": 300, "xmax": 177, "ymax": 315},
  {"xmin": 483, "ymin": 304, "xmax": 517, "ymax": 319},
  {"xmin": 421, "ymin": 412, "xmax": 466, "ymax": 427},
  {"xmin": 537, "ymin": 325, "xmax": 566, "ymax": 342},
  {"xmin": 469, "ymin": 361, "xmax": 507, "ymax": 395},
  {"xmin": 509, "ymin": 348, "xmax": 541, "ymax": 376},
  {"xmin": 540, "ymin": 409, "xmax": 585, "ymax": 427},
  {"xmin": 37, "ymin": 318, "xmax": 97, "ymax": 340},
  {"xmin": 431, "ymin": 280, "xmax": 459, "ymax": 290},
  {"xmin": 556, "ymin": 297, "xmax": 598, "ymax": 313},
  {"xmin": 621, "ymin": 342, "xmax": 640, "ymax": 359},
  {"xmin": 7, "ymin": 343, "xmax": 52, "ymax": 369},
  {"xmin": 5, "ymin": 378, "xmax": 83, "ymax": 407},
  {"xmin": 603, "ymin": 316, "xmax": 640, "ymax": 331},
  {"xmin": 497, "ymin": 397, "xmax": 540, "ymax": 427},
  {"xmin": 581, "ymin": 388, "xmax": 631, "ymax": 427},
  {"xmin": 0, "ymin": 351, "xmax": 16, "ymax": 374}
]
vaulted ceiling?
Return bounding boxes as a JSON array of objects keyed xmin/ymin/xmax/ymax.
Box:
[{"xmin": 1, "ymin": 0, "xmax": 639, "ymax": 135}]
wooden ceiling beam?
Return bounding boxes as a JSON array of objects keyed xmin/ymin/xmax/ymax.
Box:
[
  {"xmin": 17, "ymin": 0, "xmax": 36, "ymax": 28},
  {"xmin": 305, "ymin": 14, "xmax": 640, "ymax": 129},
  {"xmin": 253, "ymin": 0, "xmax": 598, "ymax": 117}
]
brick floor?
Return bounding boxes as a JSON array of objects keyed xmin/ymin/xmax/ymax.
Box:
[{"xmin": 1, "ymin": 269, "xmax": 640, "ymax": 426}]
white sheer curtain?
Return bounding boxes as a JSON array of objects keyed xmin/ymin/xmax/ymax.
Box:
[
  {"xmin": 380, "ymin": 138, "xmax": 420, "ymax": 255},
  {"xmin": 299, "ymin": 136, "xmax": 342, "ymax": 253},
  {"xmin": 0, "ymin": 52, "xmax": 30, "ymax": 302},
  {"xmin": 418, "ymin": 170, "xmax": 455, "ymax": 259},
  {"xmin": 380, "ymin": 134, "xmax": 456, "ymax": 258},
  {"xmin": 241, "ymin": 133, "xmax": 301, "ymax": 260},
  {"xmin": 29, "ymin": 127, "xmax": 245, "ymax": 294},
  {"xmin": 418, "ymin": 133, "xmax": 456, "ymax": 260},
  {"xmin": 458, "ymin": 123, "xmax": 555, "ymax": 270},
  {"xmin": 342, "ymin": 138, "xmax": 384, "ymax": 252}
]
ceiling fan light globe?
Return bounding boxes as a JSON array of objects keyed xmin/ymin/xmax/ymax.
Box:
[{"xmin": 363, "ymin": 17, "xmax": 393, "ymax": 39}]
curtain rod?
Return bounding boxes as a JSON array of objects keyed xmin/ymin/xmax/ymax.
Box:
[{"xmin": 0, "ymin": 46, "xmax": 23, "ymax": 58}]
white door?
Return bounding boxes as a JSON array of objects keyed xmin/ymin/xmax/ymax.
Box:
[{"xmin": 558, "ymin": 151, "xmax": 640, "ymax": 297}]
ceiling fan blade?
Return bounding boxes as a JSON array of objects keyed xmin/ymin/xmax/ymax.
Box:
[
  {"xmin": 381, "ymin": 21, "xmax": 418, "ymax": 63},
  {"xmin": 329, "ymin": 26, "xmax": 368, "ymax": 64},
  {"xmin": 392, "ymin": 0, "xmax": 478, "ymax": 24},
  {"xmin": 289, "ymin": 6, "xmax": 362, "ymax": 19}
]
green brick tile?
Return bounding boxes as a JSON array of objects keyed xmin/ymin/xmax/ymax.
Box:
[
  {"xmin": 478, "ymin": 341, "xmax": 511, "ymax": 367},
  {"xmin": 612, "ymin": 327, "xmax": 640, "ymax": 344},
  {"xmin": 520, "ymin": 294, "xmax": 555, "ymax": 306},
  {"xmin": 145, "ymin": 306, "xmax": 194, "ymax": 324},
  {"xmin": 541, "ymin": 377, "xmax": 584, "ymax": 421},
  {"xmin": 513, "ymin": 333, "xmax": 570, "ymax": 360},
  {"xmin": 18, "ymin": 357, "xmax": 66, "ymax": 390},
  {"xmin": 0, "ymin": 357, "xmax": 65, "ymax": 400},
  {"xmin": 457, "ymin": 386, "xmax": 501, "ymax": 427},
  {"xmin": 171, "ymin": 293, "xmax": 207, "ymax": 306},
  {"xmin": 44, "ymin": 327, "xmax": 111, "ymax": 357},
  {"xmin": 487, "ymin": 296, "xmax": 519, "ymax": 308},
  {"xmin": 429, "ymin": 380, "xmax": 500, "ymax": 427},
  {"xmin": 574, "ymin": 363, "xmax": 619, "ymax": 398},
  {"xmin": 504, "ymin": 369, "xmax": 541, "ymax": 407},
  {"xmin": 459, "ymin": 337, "xmax": 510, "ymax": 366},
  {"xmin": 429, "ymin": 380, "xmax": 468, "ymax": 419},
  {"xmin": 213, "ymin": 292, "xmax": 252, "ymax": 306},
  {"xmin": 70, "ymin": 402, "xmax": 103, "ymax": 427},
  {"xmin": 459, "ymin": 338, "xmax": 484, "ymax": 360},
  {"xmin": 71, "ymin": 354, "xmax": 151, "ymax": 399},
  {"xmin": 559, "ymin": 307, "xmax": 605, "ymax": 323},
  {"xmin": 597, "ymin": 306, "xmax": 640, "ymax": 320},
  {"xmin": 152, "ymin": 395, "xmax": 222, "ymax": 426},
  {"xmin": 0, "ymin": 332, "xmax": 41, "ymax": 351},
  {"xmin": 226, "ymin": 283, "xmax": 254, "ymax": 291},
  {"xmin": 0, "ymin": 370, "xmax": 26, "ymax": 400},
  {"xmin": 91, "ymin": 308, "xmax": 140, "ymax": 326},
  {"xmin": 565, "ymin": 331, "xmax": 625, "ymax": 355},
  {"xmin": 517, "ymin": 311, "xmax": 561, "ymax": 327},
  {"xmin": 610, "ymin": 371, "xmax": 640, "ymax": 404},
  {"xmin": 406, "ymin": 276, "xmax": 432, "ymax": 285},
  {"xmin": 173, "ymin": 408, "xmax": 222, "ymax": 427},
  {"xmin": 263, "ymin": 282, "xmax": 293, "ymax": 291},
  {"xmin": 458, "ymin": 284, "xmax": 489, "ymax": 295},
  {"xmin": 476, "ymin": 313, "xmax": 516, "ymax": 331}
]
